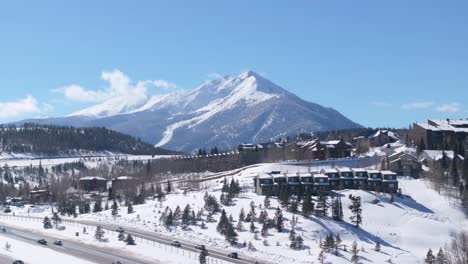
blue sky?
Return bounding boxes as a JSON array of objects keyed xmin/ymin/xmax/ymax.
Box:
[{"xmin": 0, "ymin": 0, "xmax": 467, "ymax": 127}]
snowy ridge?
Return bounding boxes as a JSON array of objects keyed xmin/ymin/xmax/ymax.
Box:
[{"xmin": 22, "ymin": 71, "xmax": 361, "ymax": 151}]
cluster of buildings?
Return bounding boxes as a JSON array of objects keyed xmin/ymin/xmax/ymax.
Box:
[
  {"xmin": 253, "ymin": 167, "xmax": 398, "ymax": 196},
  {"xmin": 413, "ymin": 119, "xmax": 468, "ymax": 149},
  {"xmin": 77, "ymin": 176, "xmax": 138, "ymax": 199}
]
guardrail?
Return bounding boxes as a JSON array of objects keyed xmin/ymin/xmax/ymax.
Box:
[{"xmin": 0, "ymin": 214, "xmax": 233, "ymax": 264}]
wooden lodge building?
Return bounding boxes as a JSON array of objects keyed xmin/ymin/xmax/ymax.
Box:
[
  {"xmin": 78, "ymin": 176, "xmax": 107, "ymax": 192},
  {"xmin": 253, "ymin": 167, "xmax": 398, "ymax": 196},
  {"xmin": 413, "ymin": 119, "xmax": 468, "ymax": 150}
]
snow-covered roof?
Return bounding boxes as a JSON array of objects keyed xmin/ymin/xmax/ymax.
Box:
[
  {"xmin": 337, "ymin": 167, "xmax": 352, "ymax": 173},
  {"xmin": 367, "ymin": 170, "xmax": 381, "ymax": 174},
  {"xmin": 79, "ymin": 176, "xmax": 106, "ymax": 181},
  {"xmin": 415, "ymin": 119, "xmax": 468, "ymax": 133},
  {"xmin": 369, "ymin": 130, "xmax": 399, "ymax": 140},
  {"xmin": 322, "ymin": 168, "xmax": 338, "ymax": 173},
  {"xmin": 381, "ymin": 170, "xmax": 397, "ymax": 175},
  {"xmin": 313, "ymin": 173, "xmax": 329, "ymax": 179},
  {"xmin": 352, "ymin": 168, "xmax": 367, "ymax": 173},
  {"xmin": 113, "ymin": 176, "xmax": 135, "ymax": 180}
]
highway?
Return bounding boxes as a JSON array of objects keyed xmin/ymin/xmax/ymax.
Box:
[
  {"xmin": 0, "ymin": 254, "xmax": 13, "ymax": 264},
  {"xmin": 0, "ymin": 214, "xmax": 269, "ymax": 264},
  {"xmin": 0, "ymin": 224, "xmax": 154, "ymax": 264}
]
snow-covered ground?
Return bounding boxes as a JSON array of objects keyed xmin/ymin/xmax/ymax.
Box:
[
  {"xmin": 5, "ymin": 162, "xmax": 467, "ymax": 264},
  {"xmin": 0, "ymin": 233, "xmax": 95, "ymax": 264}
]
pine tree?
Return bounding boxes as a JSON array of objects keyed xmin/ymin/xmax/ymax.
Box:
[
  {"xmin": 289, "ymin": 200, "xmax": 298, "ymax": 214},
  {"xmin": 199, "ymin": 248, "xmax": 208, "ymax": 264},
  {"xmin": 125, "ymin": 234, "xmax": 136, "ymax": 245},
  {"xmin": 435, "ymin": 248, "xmax": 447, "ymax": 264},
  {"xmin": 200, "ymin": 220, "xmax": 206, "ymax": 229},
  {"xmin": 302, "ymin": 191, "xmax": 314, "ymax": 217},
  {"xmin": 261, "ymin": 222, "xmax": 268, "ymax": 237},
  {"xmin": 94, "ymin": 225, "xmax": 105, "ymax": 241},
  {"xmin": 111, "ymin": 200, "xmax": 119, "ymax": 218},
  {"xmin": 118, "ymin": 231, "xmax": 125, "ymax": 241},
  {"xmin": 93, "ymin": 199, "xmax": 102, "ymax": 213},
  {"xmin": 236, "ymin": 218, "xmax": 244, "ymax": 231},
  {"xmin": 258, "ymin": 210, "xmax": 268, "ymax": 224},
  {"xmin": 289, "ymin": 228, "xmax": 297, "ymax": 249},
  {"xmin": 425, "ymin": 248, "xmax": 436, "ymax": 264},
  {"xmin": 332, "ymin": 197, "xmax": 343, "ymax": 221},
  {"xmin": 51, "ymin": 212, "xmax": 61, "ymax": 228},
  {"xmin": 351, "ymin": 241, "xmax": 359, "ymax": 264},
  {"xmin": 349, "ymin": 195, "xmax": 362, "ymax": 228},
  {"xmin": 417, "ymin": 137, "xmax": 426, "ymax": 154},
  {"xmin": 217, "ymin": 209, "xmax": 229, "ymax": 235},
  {"xmin": 451, "ymin": 155, "xmax": 459, "ymax": 186},
  {"xmin": 316, "ymin": 192, "xmax": 328, "ymax": 217},
  {"xmin": 225, "ymin": 223, "xmax": 238, "ymax": 245},
  {"xmin": 42, "ymin": 216, "xmax": 52, "ymax": 229},
  {"xmin": 274, "ymin": 207, "xmax": 284, "ymax": 232},
  {"xmin": 127, "ymin": 203, "xmax": 134, "ymax": 214},
  {"xmin": 166, "ymin": 180, "xmax": 172, "ymax": 193},
  {"xmin": 173, "ymin": 205, "xmax": 181, "ymax": 221},
  {"xmin": 182, "ymin": 204, "xmax": 191, "ymax": 226},
  {"xmin": 250, "ymin": 220, "xmax": 256, "ymax": 233},
  {"xmin": 295, "ymin": 235, "xmax": 304, "ymax": 249},
  {"xmin": 279, "ymin": 184, "xmax": 289, "ymax": 206},
  {"xmin": 375, "ymin": 241, "xmax": 381, "ymax": 252},
  {"xmin": 264, "ymin": 195, "xmax": 271, "ymax": 209}
]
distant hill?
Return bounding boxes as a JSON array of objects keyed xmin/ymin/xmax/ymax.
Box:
[{"xmin": 0, "ymin": 123, "xmax": 174, "ymax": 156}]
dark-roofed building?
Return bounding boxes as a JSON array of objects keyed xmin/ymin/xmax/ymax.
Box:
[
  {"xmin": 111, "ymin": 176, "xmax": 138, "ymax": 199},
  {"xmin": 388, "ymin": 152, "xmax": 422, "ymax": 177},
  {"xmin": 78, "ymin": 176, "xmax": 107, "ymax": 192}
]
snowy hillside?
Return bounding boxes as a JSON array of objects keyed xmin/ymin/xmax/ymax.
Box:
[
  {"xmin": 8, "ymin": 163, "xmax": 468, "ymax": 264},
  {"xmin": 19, "ymin": 71, "xmax": 361, "ymax": 151}
]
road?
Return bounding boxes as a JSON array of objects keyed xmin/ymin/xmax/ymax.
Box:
[
  {"xmin": 0, "ymin": 214, "xmax": 268, "ymax": 264},
  {"xmin": 0, "ymin": 254, "xmax": 13, "ymax": 264},
  {"xmin": 73, "ymin": 219, "xmax": 263, "ymax": 264},
  {"xmin": 0, "ymin": 224, "xmax": 153, "ymax": 264}
]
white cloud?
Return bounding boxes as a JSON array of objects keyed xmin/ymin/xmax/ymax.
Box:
[
  {"xmin": 436, "ymin": 103, "xmax": 460, "ymax": 113},
  {"xmin": 401, "ymin": 101, "xmax": 435, "ymax": 110},
  {"xmin": 53, "ymin": 69, "xmax": 176, "ymax": 103},
  {"xmin": 0, "ymin": 95, "xmax": 42, "ymax": 119}
]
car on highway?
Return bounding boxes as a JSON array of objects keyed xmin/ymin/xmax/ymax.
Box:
[
  {"xmin": 115, "ymin": 227, "xmax": 124, "ymax": 233},
  {"xmin": 170, "ymin": 240, "xmax": 181, "ymax": 247},
  {"xmin": 228, "ymin": 252, "xmax": 238, "ymax": 259},
  {"xmin": 53, "ymin": 240, "xmax": 63, "ymax": 246},
  {"xmin": 37, "ymin": 239, "xmax": 47, "ymax": 245},
  {"xmin": 13, "ymin": 260, "xmax": 24, "ymax": 264},
  {"xmin": 194, "ymin": 245, "xmax": 205, "ymax": 250}
]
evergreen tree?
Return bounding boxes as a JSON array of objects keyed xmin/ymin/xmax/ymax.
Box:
[
  {"xmin": 425, "ymin": 248, "xmax": 436, "ymax": 264},
  {"xmin": 173, "ymin": 205, "xmax": 181, "ymax": 221},
  {"xmin": 331, "ymin": 197, "xmax": 343, "ymax": 221},
  {"xmin": 264, "ymin": 195, "xmax": 271, "ymax": 209},
  {"xmin": 127, "ymin": 203, "xmax": 134, "ymax": 214},
  {"xmin": 417, "ymin": 137, "xmax": 426, "ymax": 154},
  {"xmin": 250, "ymin": 220, "xmax": 256, "ymax": 233},
  {"xmin": 451, "ymin": 155, "xmax": 459, "ymax": 186},
  {"xmin": 182, "ymin": 204, "xmax": 192, "ymax": 226},
  {"xmin": 258, "ymin": 210, "xmax": 268, "ymax": 224},
  {"xmin": 289, "ymin": 200, "xmax": 298, "ymax": 214},
  {"xmin": 274, "ymin": 207, "xmax": 284, "ymax": 232},
  {"xmin": 199, "ymin": 248, "xmax": 208, "ymax": 264},
  {"xmin": 51, "ymin": 212, "xmax": 61, "ymax": 228},
  {"xmin": 225, "ymin": 223, "xmax": 238, "ymax": 245},
  {"xmin": 118, "ymin": 231, "xmax": 125, "ymax": 241},
  {"xmin": 289, "ymin": 228, "xmax": 297, "ymax": 249},
  {"xmin": 301, "ymin": 191, "xmax": 314, "ymax": 217},
  {"xmin": 93, "ymin": 199, "xmax": 102, "ymax": 213},
  {"xmin": 217, "ymin": 209, "xmax": 229, "ymax": 235},
  {"xmin": 125, "ymin": 234, "xmax": 136, "ymax": 245},
  {"xmin": 316, "ymin": 192, "xmax": 328, "ymax": 217},
  {"xmin": 222, "ymin": 177, "xmax": 229, "ymax": 193},
  {"xmin": 351, "ymin": 241, "xmax": 359, "ymax": 264},
  {"xmin": 261, "ymin": 222, "xmax": 268, "ymax": 237},
  {"xmin": 111, "ymin": 200, "xmax": 119, "ymax": 218},
  {"xmin": 349, "ymin": 195, "xmax": 362, "ymax": 228},
  {"xmin": 236, "ymin": 218, "xmax": 244, "ymax": 231},
  {"xmin": 166, "ymin": 180, "xmax": 172, "ymax": 193},
  {"xmin": 279, "ymin": 184, "xmax": 289, "ymax": 206},
  {"xmin": 295, "ymin": 235, "xmax": 304, "ymax": 249},
  {"xmin": 42, "ymin": 216, "xmax": 52, "ymax": 229},
  {"xmin": 94, "ymin": 225, "xmax": 105, "ymax": 241},
  {"xmin": 435, "ymin": 248, "xmax": 447, "ymax": 264}
]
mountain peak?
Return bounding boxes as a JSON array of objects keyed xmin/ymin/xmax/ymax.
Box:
[{"xmin": 238, "ymin": 70, "xmax": 262, "ymax": 79}]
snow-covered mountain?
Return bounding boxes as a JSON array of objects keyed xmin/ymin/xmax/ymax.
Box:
[{"xmin": 19, "ymin": 71, "xmax": 362, "ymax": 151}]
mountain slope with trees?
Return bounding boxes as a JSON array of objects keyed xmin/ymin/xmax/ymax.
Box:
[{"xmin": 0, "ymin": 123, "xmax": 173, "ymax": 156}]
